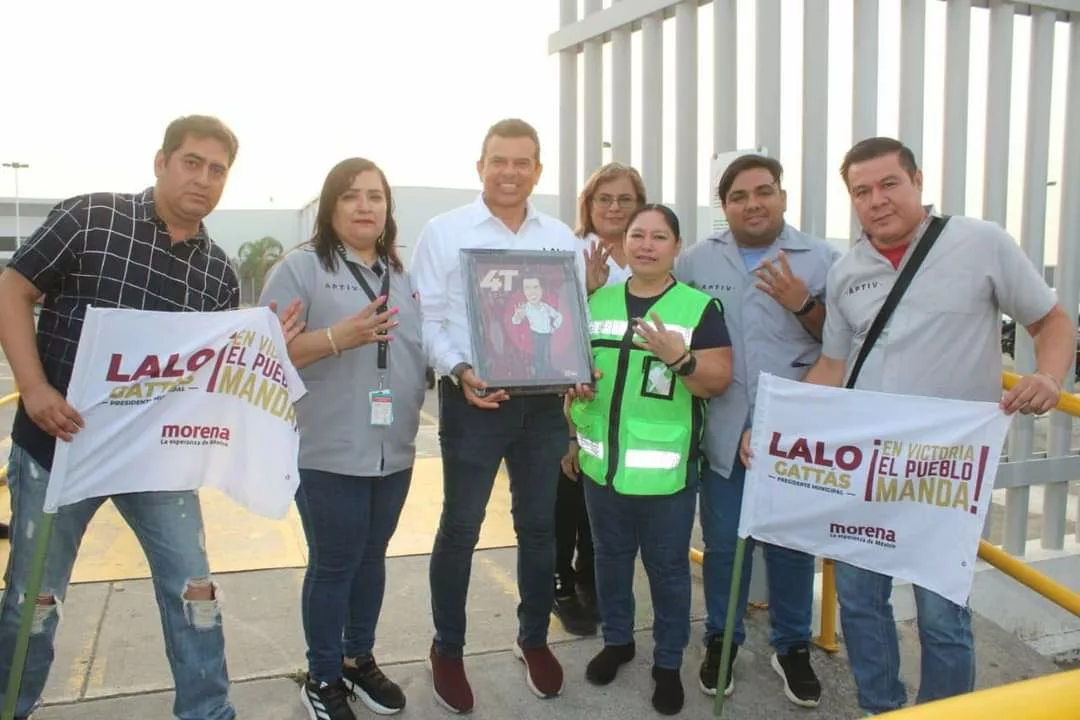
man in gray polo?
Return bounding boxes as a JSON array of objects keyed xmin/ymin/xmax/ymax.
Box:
[
  {"xmin": 804, "ymin": 136, "xmax": 1075, "ymax": 715},
  {"xmin": 675, "ymin": 154, "xmax": 840, "ymax": 708}
]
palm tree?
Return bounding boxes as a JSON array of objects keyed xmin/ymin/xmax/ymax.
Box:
[{"xmin": 236, "ymin": 236, "xmax": 284, "ymax": 303}]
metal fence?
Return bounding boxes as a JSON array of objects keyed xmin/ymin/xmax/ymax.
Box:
[{"xmin": 549, "ymin": 0, "xmax": 1080, "ymax": 556}]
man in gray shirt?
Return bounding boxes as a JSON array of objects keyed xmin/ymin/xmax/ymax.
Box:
[
  {"xmin": 804, "ymin": 137, "xmax": 1075, "ymax": 715},
  {"xmin": 675, "ymin": 155, "xmax": 840, "ymax": 708}
]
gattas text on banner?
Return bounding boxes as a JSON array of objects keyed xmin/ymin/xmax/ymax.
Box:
[{"xmin": 767, "ymin": 432, "xmax": 860, "ymax": 494}]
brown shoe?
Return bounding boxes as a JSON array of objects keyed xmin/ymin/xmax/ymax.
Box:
[
  {"xmin": 512, "ymin": 642, "xmax": 564, "ymax": 698},
  {"xmin": 428, "ymin": 645, "xmax": 474, "ymax": 713}
]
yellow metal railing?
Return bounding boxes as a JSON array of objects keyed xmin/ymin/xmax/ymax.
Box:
[
  {"xmin": 878, "ymin": 667, "xmax": 1080, "ymax": 718},
  {"xmin": 689, "ymin": 368, "xmax": 1080, "ymax": 656}
]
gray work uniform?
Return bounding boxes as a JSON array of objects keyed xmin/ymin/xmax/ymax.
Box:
[
  {"xmin": 823, "ymin": 210, "xmax": 1058, "ymax": 402},
  {"xmin": 260, "ymin": 244, "xmax": 426, "ymax": 477},
  {"xmin": 675, "ymin": 224, "xmax": 841, "ymax": 478}
]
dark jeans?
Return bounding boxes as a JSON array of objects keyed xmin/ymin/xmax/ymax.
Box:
[
  {"xmin": 583, "ymin": 465, "xmax": 699, "ymax": 670},
  {"xmin": 430, "ymin": 379, "xmax": 565, "ymax": 657},
  {"xmin": 700, "ymin": 459, "xmax": 814, "ymax": 652},
  {"xmin": 0, "ymin": 444, "xmax": 232, "ymax": 720},
  {"xmin": 294, "ymin": 467, "xmax": 412, "ymax": 683},
  {"xmin": 554, "ymin": 470, "xmax": 594, "ymax": 595}
]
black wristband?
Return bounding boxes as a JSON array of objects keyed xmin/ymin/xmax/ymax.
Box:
[
  {"xmin": 794, "ymin": 296, "xmax": 817, "ymax": 317},
  {"xmin": 665, "ymin": 351, "xmax": 690, "ymax": 368}
]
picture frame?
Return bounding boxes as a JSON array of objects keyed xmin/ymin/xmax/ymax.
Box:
[{"xmin": 460, "ymin": 249, "xmax": 594, "ymax": 395}]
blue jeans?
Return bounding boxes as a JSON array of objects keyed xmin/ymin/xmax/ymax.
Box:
[
  {"xmin": 429, "ymin": 381, "xmax": 565, "ymax": 657},
  {"xmin": 582, "ymin": 466, "xmax": 698, "ymax": 670},
  {"xmin": 836, "ymin": 562, "xmax": 975, "ymax": 714},
  {"xmin": 0, "ymin": 444, "xmax": 232, "ymax": 720},
  {"xmin": 294, "ymin": 467, "xmax": 411, "ymax": 683},
  {"xmin": 700, "ymin": 460, "xmax": 814, "ymax": 652}
]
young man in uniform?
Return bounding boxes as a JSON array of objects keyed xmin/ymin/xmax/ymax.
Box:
[{"xmin": 676, "ymin": 154, "xmax": 840, "ymax": 708}]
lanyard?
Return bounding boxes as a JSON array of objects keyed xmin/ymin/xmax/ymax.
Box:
[{"xmin": 335, "ymin": 245, "xmax": 391, "ymax": 378}]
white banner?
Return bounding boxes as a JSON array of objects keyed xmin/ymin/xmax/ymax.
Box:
[
  {"xmin": 47, "ymin": 307, "xmax": 306, "ymax": 519},
  {"xmin": 738, "ymin": 373, "xmax": 1011, "ymax": 606}
]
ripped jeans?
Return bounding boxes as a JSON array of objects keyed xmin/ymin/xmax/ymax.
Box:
[{"xmin": 0, "ymin": 444, "xmax": 234, "ymax": 720}]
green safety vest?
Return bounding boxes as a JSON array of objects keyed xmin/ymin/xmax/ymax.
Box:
[{"xmin": 570, "ymin": 280, "xmax": 713, "ymax": 495}]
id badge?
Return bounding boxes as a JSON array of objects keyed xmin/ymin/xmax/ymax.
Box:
[{"xmin": 369, "ymin": 389, "xmax": 394, "ymax": 426}]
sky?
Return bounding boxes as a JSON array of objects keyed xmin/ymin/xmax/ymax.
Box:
[{"xmin": 0, "ymin": 0, "xmax": 1072, "ymax": 259}]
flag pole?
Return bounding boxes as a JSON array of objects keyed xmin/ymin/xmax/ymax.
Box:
[
  {"xmin": 2, "ymin": 512, "xmax": 56, "ymax": 720},
  {"xmin": 713, "ymin": 534, "xmax": 748, "ymax": 718}
]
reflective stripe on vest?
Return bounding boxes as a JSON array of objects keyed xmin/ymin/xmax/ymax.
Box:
[
  {"xmin": 576, "ymin": 434, "xmax": 681, "ymax": 471},
  {"xmin": 588, "ymin": 320, "xmax": 693, "ymax": 346}
]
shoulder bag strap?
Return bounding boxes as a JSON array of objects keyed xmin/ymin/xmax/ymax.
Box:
[{"xmin": 845, "ymin": 215, "xmax": 951, "ymax": 389}]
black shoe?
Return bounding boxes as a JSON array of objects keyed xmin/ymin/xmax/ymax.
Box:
[
  {"xmin": 300, "ymin": 677, "xmax": 357, "ymax": 720},
  {"xmin": 585, "ymin": 642, "xmax": 635, "ymax": 685},
  {"xmin": 651, "ymin": 666, "xmax": 684, "ymax": 715},
  {"xmin": 343, "ymin": 656, "xmax": 406, "ymax": 715},
  {"xmin": 553, "ymin": 594, "xmax": 597, "ymax": 636},
  {"xmin": 698, "ymin": 638, "xmax": 736, "ymax": 697},
  {"xmin": 0, "ymin": 523, "xmax": 10, "ymax": 540},
  {"xmin": 771, "ymin": 644, "xmax": 822, "ymax": 708}
]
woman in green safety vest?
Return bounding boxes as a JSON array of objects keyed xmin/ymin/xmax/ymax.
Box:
[{"xmin": 566, "ymin": 203, "xmax": 734, "ymax": 715}]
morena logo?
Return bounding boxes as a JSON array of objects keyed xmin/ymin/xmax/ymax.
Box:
[
  {"xmin": 160, "ymin": 424, "xmax": 232, "ymax": 441},
  {"xmin": 829, "ymin": 522, "xmax": 896, "ymax": 544}
]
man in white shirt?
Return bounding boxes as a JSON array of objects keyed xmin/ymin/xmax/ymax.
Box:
[{"xmin": 411, "ymin": 118, "xmax": 584, "ymax": 713}]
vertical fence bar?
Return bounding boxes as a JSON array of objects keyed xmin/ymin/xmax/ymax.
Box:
[
  {"xmin": 851, "ymin": 0, "xmax": 879, "ymax": 241},
  {"xmin": 899, "ymin": 0, "xmax": 926, "ymax": 164},
  {"xmin": 675, "ymin": 0, "xmax": 698, "ymax": 244},
  {"xmin": 641, "ymin": 13, "xmax": 663, "ymax": 200},
  {"xmin": 714, "ymin": 0, "xmax": 737, "ymax": 156},
  {"xmin": 611, "ymin": 0, "xmax": 632, "ymax": 164},
  {"xmin": 941, "ymin": 0, "xmax": 971, "ymax": 215},
  {"xmin": 1007, "ymin": 7, "xmax": 1057, "ymax": 557},
  {"xmin": 583, "ymin": 0, "xmax": 604, "ymax": 177},
  {"xmin": 982, "ymin": 0, "xmax": 1014, "ymax": 229},
  {"xmin": 557, "ymin": 0, "xmax": 578, "ymax": 226},
  {"xmin": 981, "ymin": 0, "xmax": 1015, "ymax": 542},
  {"xmin": 1063, "ymin": 14, "xmax": 1080, "ymax": 548},
  {"xmin": 1037, "ymin": 7, "xmax": 1070, "ymax": 551},
  {"xmin": 802, "ymin": 0, "xmax": 829, "ymax": 239},
  {"xmin": 755, "ymin": 0, "xmax": 782, "ymax": 159}
]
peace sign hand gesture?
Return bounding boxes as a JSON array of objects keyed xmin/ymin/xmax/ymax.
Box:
[
  {"xmin": 755, "ymin": 250, "xmax": 810, "ymax": 312},
  {"xmin": 632, "ymin": 312, "xmax": 687, "ymax": 366},
  {"xmin": 584, "ymin": 240, "xmax": 612, "ymax": 293}
]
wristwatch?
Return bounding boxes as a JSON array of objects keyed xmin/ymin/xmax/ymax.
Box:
[
  {"xmin": 448, "ymin": 362, "xmax": 472, "ymax": 387},
  {"xmin": 674, "ymin": 353, "xmax": 697, "ymax": 377},
  {"xmin": 794, "ymin": 296, "xmax": 817, "ymax": 317}
]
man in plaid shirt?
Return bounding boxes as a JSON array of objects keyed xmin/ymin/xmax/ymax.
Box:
[{"xmin": 0, "ymin": 115, "xmax": 301, "ymax": 720}]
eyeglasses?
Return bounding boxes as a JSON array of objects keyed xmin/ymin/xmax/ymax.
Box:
[{"xmin": 594, "ymin": 194, "xmax": 638, "ymax": 209}]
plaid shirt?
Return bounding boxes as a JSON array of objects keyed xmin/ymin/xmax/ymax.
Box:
[{"xmin": 8, "ymin": 187, "xmax": 240, "ymax": 470}]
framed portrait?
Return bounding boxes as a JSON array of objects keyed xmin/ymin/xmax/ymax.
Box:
[{"xmin": 461, "ymin": 249, "xmax": 594, "ymax": 395}]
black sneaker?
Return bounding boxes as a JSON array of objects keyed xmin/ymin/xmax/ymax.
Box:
[
  {"xmin": 553, "ymin": 593, "xmax": 597, "ymax": 636},
  {"xmin": 698, "ymin": 638, "xmax": 736, "ymax": 697},
  {"xmin": 771, "ymin": 644, "xmax": 822, "ymax": 707},
  {"xmin": 585, "ymin": 642, "xmax": 636, "ymax": 685},
  {"xmin": 342, "ymin": 656, "xmax": 406, "ymax": 715},
  {"xmin": 651, "ymin": 666, "xmax": 684, "ymax": 715},
  {"xmin": 300, "ymin": 677, "xmax": 357, "ymax": 720}
]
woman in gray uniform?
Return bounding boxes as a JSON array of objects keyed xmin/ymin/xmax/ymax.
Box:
[{"xmin": 260, "ymin": 157, "xmax": 426, "ymax": 720}]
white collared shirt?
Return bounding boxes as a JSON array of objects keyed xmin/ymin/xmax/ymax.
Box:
[
  {"xmin": 513, "ymin": 301, "xmax": 563, "ymax": 334},
  {"xmin": 412, "ymin": 194, "xmax": 586, "ymax": 374}
]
